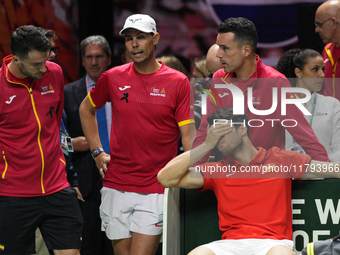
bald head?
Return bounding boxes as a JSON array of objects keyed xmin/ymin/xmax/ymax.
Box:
[
  {"xmin": 317, "ymin": 0, "xmax": 340, "ymax": 17},
  {"xmin": 206, "ymin": 44, "xmax": 223, "ymax": 75},
  {"xmin": 315, "ymin": 0, "xmax": 340, "ymax": 45}
]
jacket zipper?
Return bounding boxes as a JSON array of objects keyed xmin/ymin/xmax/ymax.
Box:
[
  {"xmin": 5, "ymin": 59, "xmax": 46, "ymax": 193},
  {"xmin": 1, "ymin": 151, "xmax": 8, "ymax": 179},
  {"xmin": 5, "ymin": 75, "xmax": 46, "ymax": 194},
  {"xmin": 28, "ymin": 87, "xmax": 46, "ymax": 194}
]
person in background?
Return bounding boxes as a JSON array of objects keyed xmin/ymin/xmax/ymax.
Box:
[
  {"xmin": 200, "ymin": 45, "xmax": 223, "ymax": 161},
  {"xmin": 35, "ymin": 27, "xmax": 83, "ymax": 255},
  {"xmin": 39, "ymin": 26, "xmax": 82, "ymax": 197},
  {"xmin": 192, "ymin": 57, "xmax": 210, "ymax": 79},
  {"xmin": 191, "ymin": 57, "xmax": 210, "ymax": 130},
  {"xmin": 192, "ymin": 45, "xmax": 223, "ymax": 131},
  {"xmin": 315, "ymin": 0, "xmax": 340, "ymax": 99},
  {"xmin": 38, "ymin": 27, "xmax": 59, "ymax": 62},
  {"xmin": 64, "ymin": 35, "xmax": 114, "ymax": 255},
  {"xmin": 205, "ymin": 44, "xmax": 223, "ymax": 76},
  {"xmin": 156, "ymin": 55, "xmax": 190, "ymax": 78},
  {"xmin": 193, "ymin": 17, "xmax": 330, "ymax": 164},
  {"xmin": 276, "ymin": 48, "xmax": 340, "ymax": 161},
  {"xmin": 79, "ymin": 14, "xmax": 193, "ymax": 255},
  {"xmin": 0, "ymin": 25, "xmax": 83, "ymax": 255}
]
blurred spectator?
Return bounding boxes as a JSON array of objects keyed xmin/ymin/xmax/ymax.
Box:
[
  {"xmin": 38, "ymin": 27, "xmax": 59, "ymax": 62},
  {"xmin": 157, "ymin": 55, "xmax": 190, "ymax": 77},
  {"xmin": 192, "ymin": 57, "xmax": 210, "ymax": 79},
  {"xmin": 191, "ymin": 57, "xmax": 210, "ymax": 130},
  {"xmin": 35, "ymin": 27, "xmax": 82, "ymax": 255},
  {"xmin": 64, "ymin": 35, "xmax": 114, "ymax": 255},
  {"xmin": 315, "ymin": 0, "xmax": 340, "ymax": 99},
  {"xmin": 206, "ymin": 44, "xmax": 223, "ymax": 76}
]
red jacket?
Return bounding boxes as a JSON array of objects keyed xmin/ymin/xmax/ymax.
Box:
[
  {"xmin": 0, "ymin": 55, "xmax": 69, "ymax": 197},
  {"xmin": 320, "ymin": 43, "xmax": 340, "ymax": 100}
]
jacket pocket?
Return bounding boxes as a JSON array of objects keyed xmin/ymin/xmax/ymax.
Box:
[{"xmin": 1, "ymin": 151, "xmax": 8, "ymax": 179}]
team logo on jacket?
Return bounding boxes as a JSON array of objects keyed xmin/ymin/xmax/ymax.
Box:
[
  {"xmin": 119, "ymin": 85, "xmax": 131, "ymax": 91},
  {"xmin": 40, "ymin": 84, "xmax": 55, "ymax": 95},
  {"xmin": 150, "ymin": 87, "xmax": 166, "ymax": 97},
  {"xmin": 252, "ymin": 95, "xmax": 261, "ymax": 105},
  {"xmin": 5, "ymin": 95, "xmax": 16, "ymax": 104}
]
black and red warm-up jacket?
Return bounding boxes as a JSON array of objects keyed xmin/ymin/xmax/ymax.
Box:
[{"xmin": 0, "ymin": 55, "xmax": 69, "ymax": 197}]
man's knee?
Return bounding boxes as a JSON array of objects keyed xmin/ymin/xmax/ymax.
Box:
[
  {"xmin": 266, "ymin": 245, "xmax": 295, "ymax": 255},
  {"xmin": 188, "ymin": 246, "xmax": 215, "ymax": 255}
]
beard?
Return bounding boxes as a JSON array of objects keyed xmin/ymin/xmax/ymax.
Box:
[
  {"xmin": 18, "ymin": 63, "xmax": 43, "ymax": 80},
  {"xmin": 219, "ymin": 138, "xmax": 243, "ymax": 157}
]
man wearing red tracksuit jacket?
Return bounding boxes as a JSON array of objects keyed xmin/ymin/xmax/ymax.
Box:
[{"xmin": 0, "ymin": 25, "xmax": 82, "ymax": 255}]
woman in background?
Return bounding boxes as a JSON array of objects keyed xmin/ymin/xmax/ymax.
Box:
[
  {"xmin": 156, "ymin": 55, "xmax": 190, "ymax": 77},
  {"xmin": 276, "ymin": 49, "xmax": 340, "ymax": 161}
]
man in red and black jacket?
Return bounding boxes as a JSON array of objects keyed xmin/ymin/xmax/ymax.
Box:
[{"xmin": 0, "ymin": 25, "xmax": 83, "ymax": 255}]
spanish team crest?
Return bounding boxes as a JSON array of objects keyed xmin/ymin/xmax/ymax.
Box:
[
  {"xmin": 40, "ymin": 83, "xmax": 55, "ymax": 95},
  {"xmin": 150, "ymin": 87, "xmax": 166, "ymax": 97}
]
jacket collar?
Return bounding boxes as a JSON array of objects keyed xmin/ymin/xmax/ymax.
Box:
[{"xmin": 2, "ymin": 54, "xmax": 50, "ymax": 87}]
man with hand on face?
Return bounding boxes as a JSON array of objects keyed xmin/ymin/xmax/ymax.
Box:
[
  {"xmin": 64, "ymin": 35, "xmax": 113, "ymax": 255},
  {"xmin": 158, "ymin": 107, "xmax": 340, "ymax": 255},
  {"xmin": 315, "ymin": 0, "xmax": 340, "ymax": 99},
  {"xmin": 0, "ymin": 25, "xmax": 83, "ymax": 255},
  {"xmin": 79, "ymin": 14, "xmax": 194, "ymax": 255}
]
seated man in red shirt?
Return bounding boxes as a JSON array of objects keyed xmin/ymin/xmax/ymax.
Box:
[{"xmin": 158, "ymin": 107, "xmax": 340, "ymax": 255}]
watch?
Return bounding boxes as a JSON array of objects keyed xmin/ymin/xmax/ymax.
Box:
[{"xmin": 91, "ymin": 147, "xmax": 104, "ymax": 159}]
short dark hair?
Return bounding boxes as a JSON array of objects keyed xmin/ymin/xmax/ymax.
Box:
[
  {"xmin": 80, "ymin": 35, "xmax": 111, "ymax": 58},
  {"xmin": 207, "ymin": 107, "xmax": 251, "ymax": 138},
  {"xmin": 38, "ymin": 27, "xmax": 57, "ymax": 40},
  {"xmin": 10, "ymin": 25, "xmax": 51, "ymax": 60},
  {"xmin": 276, "ymin": 49, "xmax": 322, "ymax": 87},
  {"xmin": 217, "ymin": 17, "xmax": 258, "ymax": 53}
]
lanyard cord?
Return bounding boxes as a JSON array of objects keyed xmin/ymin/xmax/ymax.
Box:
[
  {"xmin": 309, "ymin": 93, "xmax": 317, "ymax": 126},
  {"xmin": 60, "ymin": 119, "xmax": 68, "ymax": 135},
  {"xmin": 332, "ymin": 60, "xmax": 339, "ymax": 98},
  {"xmin": 292, "ymin": 93, "xmax": 317, "ymax": 145}
]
